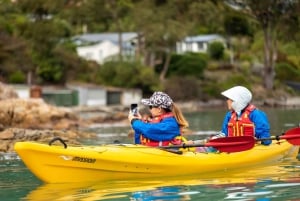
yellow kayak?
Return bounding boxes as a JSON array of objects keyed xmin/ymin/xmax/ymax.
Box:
[{"xmin": 14, "ymin": 138, "xmax": 299, "ymax": 183}]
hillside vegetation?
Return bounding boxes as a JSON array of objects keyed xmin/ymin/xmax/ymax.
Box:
[{"xmin": 0, "ymin": 0, "xmax": 300, "ymax": 101}]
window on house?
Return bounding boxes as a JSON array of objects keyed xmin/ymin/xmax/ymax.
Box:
[
  {"xmin": 85, "ymin": 53, "xmax": 93, "ymax": 59},
  {"xmin": 197, "ymin": 42, "xmax": 204, "ymax": 50}
]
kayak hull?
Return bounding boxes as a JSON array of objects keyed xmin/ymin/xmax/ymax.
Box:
[{"xmin": 14, "ymin": 141, "xmax": 299, "ymax": 183}]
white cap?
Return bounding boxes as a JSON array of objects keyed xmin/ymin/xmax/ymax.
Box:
[{"xmin": 221, "ymin": 86, "xmax": 252, "ymax": 114}]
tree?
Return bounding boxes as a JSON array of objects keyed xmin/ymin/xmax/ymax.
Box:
[
  {"xmin": 224, "ymin": 13, "xmax": 253, "ymax": 64},
  {"xmin": 188, "ymin": 0, "xmax": 226, "ymax": 34},
  {"xmin": 130, "ymin": 0, "xmax": 197, "ymax": 82},
  {"xmin": 0, "ymin": 0, "xmax": 34, "ymax": 84},
  {"xmin": 224, "ymin": 0, "xmax": 300, "ymax": 90},
  {"xmin": 16, "ymin": 0, "xmax": 73, "ymax": 84},
  {"xmin": 78, "ymin": 0, "xmax": 135, "ymax": 61}
]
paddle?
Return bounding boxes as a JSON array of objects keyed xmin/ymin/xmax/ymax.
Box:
[
  {"xmin": 160, "ymin": 127, "xmax": 300, "ymax": 154},
  {"xmin": 159, "ymin": 135, "xmax": 256, "ymax": 153},
  {"xmin": 257, "ymin": 127, "xmax": 300, "ymax": 145}
]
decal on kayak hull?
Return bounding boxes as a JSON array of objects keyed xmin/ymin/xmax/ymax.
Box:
[{"xmin": 60, "ymin": 155, "xmax": 96, "ymax": 163}]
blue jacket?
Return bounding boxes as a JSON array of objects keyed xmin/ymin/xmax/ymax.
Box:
[
  {"xmin": 221, "ymin": 109, "xmax": 272, "ymax": 145},
  {"xmin": 132, "ymin": 117, "xmax": 180, "ymax": 144}
]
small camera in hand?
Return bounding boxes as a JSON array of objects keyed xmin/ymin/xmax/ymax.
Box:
[{"xmin": 130, "ymin": 103, "xmax": 138, "ymax": 116}]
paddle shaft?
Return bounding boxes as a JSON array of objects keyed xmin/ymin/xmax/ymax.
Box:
[
  {"xmin": 159, "ymin": 136, "xmax": 255, "ymax": 153},
  {"xmin": 160, "ymin": 127, "xmax": 300, "ymax": 153},
  {"xmin": 254, "ymin": 127, "xmax": 300, "ymax": 146},
  {"xmin": 257, "ymin": 134, "xmax": 300, "ymax": 145}
]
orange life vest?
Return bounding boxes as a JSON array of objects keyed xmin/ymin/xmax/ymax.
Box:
[
  {"xmin": 140, "ymin": 113, "xmax": 183, "ymax": 146},
  {"xmin": 227, "ymin": 104, "xmax": 256, "ymax": 137}
]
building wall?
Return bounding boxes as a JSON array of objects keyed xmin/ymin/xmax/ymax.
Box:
[
  {"xmin": 66, "ymin": 85, "xmax": 107, "ymax": 106},
  {"xmin": 86, "ymin": 89, "xmax": 106, "ymax": 106},
  {"xmin": 41, "ymin": 88, "xmax": 78, "ymax": 106},
  {"xmin": 76, "ymin": 40, "xmax": 119, "ymax": 64},
  {"xmin": 122, "ymin": 89, "xmax": 142, "ymax": 106},
  {"xmin": 10, "ymin": 84, "xmax": 31, "ymax": 99},
  {"xmin": 12, "ymin": 84, "xmax": 142, "ymax": 107}
]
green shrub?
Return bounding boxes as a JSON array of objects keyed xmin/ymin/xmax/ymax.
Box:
[
  {"xmin": 287, "ymin": 55, "xmax": 300, "ymax": 69},
  {"xmin": 96, "ymin": 61, "xmax": 161, "ymax": 94},
  {"xmin": 203, "ymin": 75, "xmax": 252, "ymax": 98},
  {"xmin": 275, "ymin": 62, "xmax": 300, "ymax": 82},
  {"xmin": 221, "ymin": 75, "xmax": 251, "ymax": 91},
  {"xmin": 8, "ymin": 70, "xmax": 26, "ymax": 83},
  {"xmin": 201, "ymin": 82, "xmax": 221, "ymax": 99},
  {"xmin": 37, "ymin": 63, "xmax": 63, "ymax": 83},
  {"xmin": 239, "ymin": 53, "xmax": 254, "ymax": 62},
  {"xmin": 208, "ymin": 41, "xmax": 225, "ymax": 60},
  {"xmin": 167, "ymin": 52, "xmax": 208, "ymax": 79},
  {"xmin": 164, "ymin": 76, "xmax": 202, "ymax": 100},
  {"xmin": 224, "ymin": 13, "xmax": 253, "ymax": 36}
]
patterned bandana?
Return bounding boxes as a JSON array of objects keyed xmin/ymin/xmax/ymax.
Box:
[{"xmin": 141, "ymin": 91, "xmax": 173, "ymax": 109}]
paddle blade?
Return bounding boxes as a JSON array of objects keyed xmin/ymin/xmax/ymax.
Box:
[
  {"xmin": 281, "ymin": 127, "xmax": 300, "ymax": 145},
  {"xmin": 205, "ymin": 136, "xmax": 255, "ymax": 153}
]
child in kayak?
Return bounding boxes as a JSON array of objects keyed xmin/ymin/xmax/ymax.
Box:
[
  {"xmin": 128, "ymin": 91, "xmax": 189, "ymax": 146},
  {"xmin": 220, "ymin": 85, "xmax": 271, "ymax": 145},
  {"xmin": 194, "ymin": 85, "xmax": 272, "ymax": 152}
]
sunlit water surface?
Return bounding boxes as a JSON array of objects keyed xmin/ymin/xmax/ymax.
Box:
[{"xmin": 1, "ymin": 108, "xmax": 300, "ymax": 201}]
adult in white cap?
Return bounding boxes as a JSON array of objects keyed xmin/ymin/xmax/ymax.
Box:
[
  {"xmin": 128, "ymin": 91, "xmax": 189, "ymax": 146},
  {"xmin": 220, "ymin": 86, "xmax": 271, "ymax": 145}
]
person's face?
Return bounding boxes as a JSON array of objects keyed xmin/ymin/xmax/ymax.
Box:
[
  {"xmin": 226, "ymin": 98, "xmax": 233, "ymax": 110},
  {"xmin": 149, "ymin": 105, "xmax": 163, "ymax": 117}
]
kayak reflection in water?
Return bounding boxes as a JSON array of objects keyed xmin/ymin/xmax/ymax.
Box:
[
  {"xmin": 130, "ymin": 186, "xmax": 191, "ymax": 201},
  {"xmin": 194, "ymin": 86, "xmax": 272, "ymax": 152},
  {"xmin": 128, "ymin": 91, "xmax": 189, "ymax": 147}
]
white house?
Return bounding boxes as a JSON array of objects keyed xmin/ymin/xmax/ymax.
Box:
[
  {"xmin": 73, "ymin": 32, "xmax": 138, "ymax": 64},
  {"xmin": 176, "ymin": 34, "xmax": 226, "ymax": 54}
]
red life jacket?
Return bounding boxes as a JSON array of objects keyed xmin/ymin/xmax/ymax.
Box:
[
  {"xmin": 227, "ymin": 104, "xmax": 256, "ymax": 137},
  {"xmin": 140, "ymin": 113, "xmax": 183, "ymax": 146}
]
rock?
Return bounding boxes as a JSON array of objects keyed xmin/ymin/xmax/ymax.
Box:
[
  {"xmin": 0, "ymin": 140, "xmax": 9, "ymax": 152},
  {"xmin": 0, "ymin": 128, "xmax": 97, "ymax": 152},
  {"xmin": 0, "ymin": 82, "xmax": 18, "ymax": 100},
  {"xmin": 0, "ymin": 129, "xmax": 14, "ymax": 139},
  {"xmin": 0, "ymin": 98, "xmax": 86, "ymax": 129}
]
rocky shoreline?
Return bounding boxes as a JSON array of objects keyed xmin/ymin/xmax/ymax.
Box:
[{"xmin": 0, "ymin": 97, "xmax": 98, "ymax": 152}]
